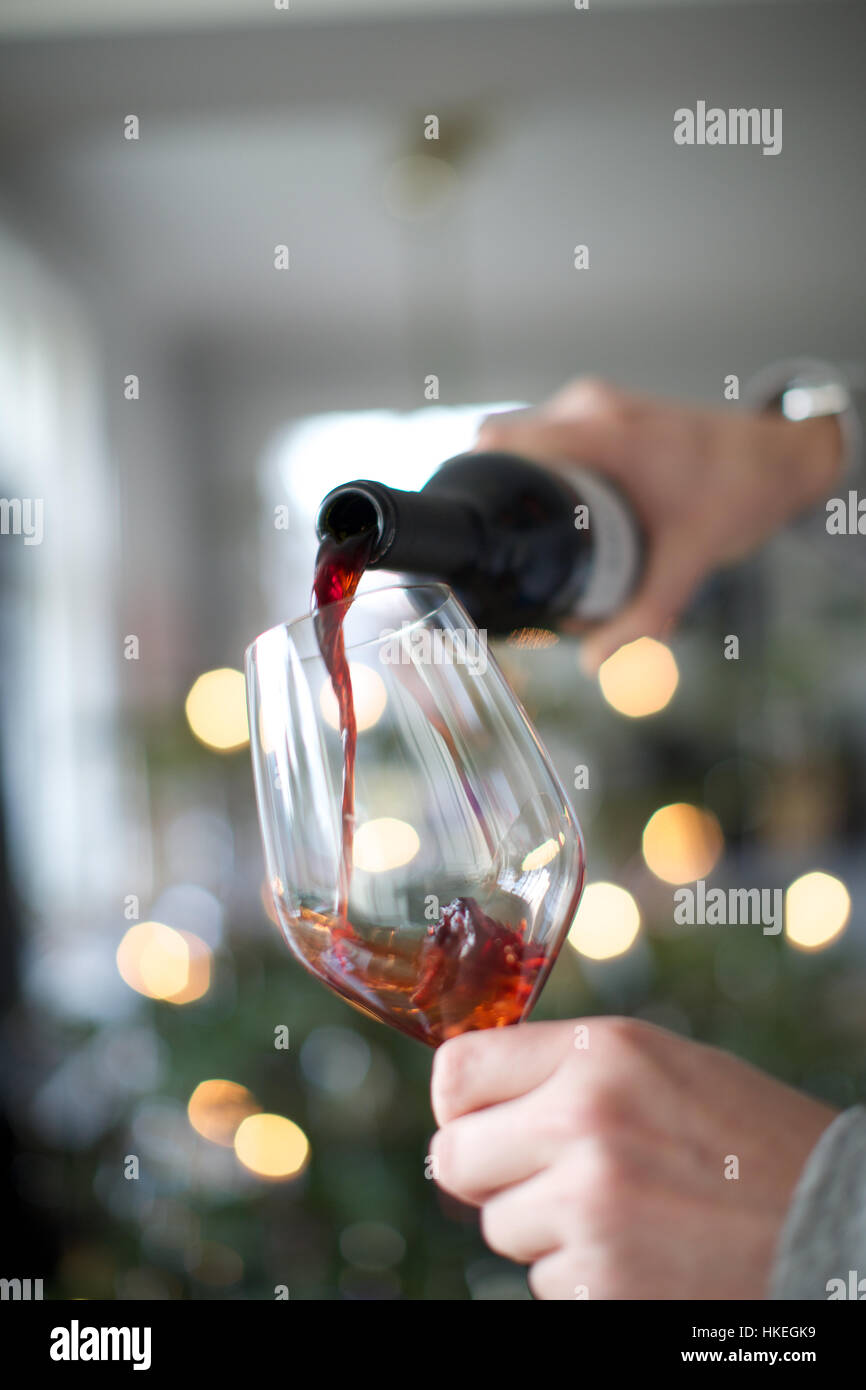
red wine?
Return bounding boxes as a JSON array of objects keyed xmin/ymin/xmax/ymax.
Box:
[
  {"xmin": 284, "ymin": 900, "xmax": 548, "ymax": 1048},
  {"xmin": 309, "ymin": 531, "xmax": 550, "ymax": 1046},
  {"xmin": 312, "ymin": 526, "xmax": 377, "ymax": 920}
]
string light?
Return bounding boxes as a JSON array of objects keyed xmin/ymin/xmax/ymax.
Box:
[
  {"xmin": 234, "ymin": 1114, "xmax": 310, "ymax": 1180},
  {"xmin": 117, "ymin": 921, "xmax": 211, "ymax": 1003},
  {"xmin": 353, "ymin": 818, "xmax": 420, "ymax": 873},
  {"xmin": 188, "ymin": 1080, "xmax": 260, "ymax": 1147},
  {"xmin": 642, "ymin": 803, "xmax": 723, "ymax": 884},
  {"xmin": 568, "ymin": 882, "xmax": 641, "ymax": 960},
  {"xmin": 785, "ymin": 871, "xmax": 851, "ymax": 951},
  {"xmin": 185, "ymin": 668, "xmax": 249, "ymax": 751},
  {"xmin": 598, "ymin": 637, "xmax": 679, "ymax": 718}
]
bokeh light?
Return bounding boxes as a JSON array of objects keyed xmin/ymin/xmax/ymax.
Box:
[
  {"xmin": 568, "ymin": 882, "xmax": 641, "ymax": 960},
  {"xmin": 166, "ymin": 933, "xmax": 212, "ymax": 1004},
  {"xmin": 353, "ymin": 817, "xmax": 420, "ymax": 872},
  {"xmin": 320, "ymin": 663, "xmax": 387, "ymax": 732},
  {"xmin": 642, "ymin": 802, "xmax": 723, "ymax": 884},
  {"xmin": 187, "ymin": 1080, "xmax": 261, "ymax": 1147},
  {"xmin": 597, "ymin": 637, "xmax": 679, "ymax": 717},
  {"xmin": 785, "ymin": 871, "xmax": 851, "ymax": 951},
  {"xmin": 234, "ymin": 1113, "xmax": 310, "ymax": 1180},
  {"xmin": 116, "ymin": 922, "xmax": 212, "ymax": 1003},
  {"xmin": 185, "ymin": 668, "xmax": 249, "ymax": 751}
]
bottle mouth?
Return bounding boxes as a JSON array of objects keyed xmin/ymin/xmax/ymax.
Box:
[{"xmin": 316, "ymin": 482, "xmax": 395, "ymax": 564}]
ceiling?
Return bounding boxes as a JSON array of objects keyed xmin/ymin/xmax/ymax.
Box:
[
  {"xmin": 0, "ymin": 2, "xmax": 862, "ymax": 410},
  {"xmin": 0, "ymin": 0, "xmax": 861, "ymax": 691},
  {"xmin": 0, "ymin": 0, "xmax": 788, "ymax": 39}
]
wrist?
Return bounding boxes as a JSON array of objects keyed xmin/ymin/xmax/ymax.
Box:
[
  {"xmin": 744, "ymin": 357, "xmax": 860, "ymax": 502},
  {"xmin": 782, "ymin": 413, "xmax": 846, "ymax": 509}
]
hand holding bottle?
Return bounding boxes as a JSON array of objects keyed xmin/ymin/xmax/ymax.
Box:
[{"xmin": 477, "ymin": 377, "xmax": 843, "ymax": 672}]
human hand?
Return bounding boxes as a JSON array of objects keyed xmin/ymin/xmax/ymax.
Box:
[
  {"xmin": 477, "ymin": 379, "xmax": 843, "ymax": 671},
  {"xmin": 430, "ymin": 1017, "xmax": 836, "ymax": 1300}
]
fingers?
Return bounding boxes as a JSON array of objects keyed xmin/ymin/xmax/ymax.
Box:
[
  {"xmin": 578, "ymin": 532, "xmax": 706, "ymax": 674},
  {"xmin": 476, "ymin": 375, "xmax": 718, "ymax": 672},
  {"xmin": 529, "ymin": 1248, "xmax": 596, "ymax": 1301},
  {"xmin": 480, "ymin": 1165, "xmax": 567, "ymax": 1263},
  {"xmin": 429, "ymin": 1018, "xmax": 668, "ymax": 1204},
  {"xmin": 543, "ymin": 375, "xmax": 630, "ymax": 421},
  {"xmin": 430, "ymin": 1088, "xmax": 555, "ymax": 1205},
  {"xmin": 430, "ymin": 1020, "xmax": 573, "ymax": 1126}
]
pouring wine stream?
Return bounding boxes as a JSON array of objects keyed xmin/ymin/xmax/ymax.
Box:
[{"xmin": 310, "ymin": 526, "xmax": 548, "ymax": 1046}]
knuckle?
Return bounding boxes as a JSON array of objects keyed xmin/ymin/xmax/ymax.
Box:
[
  {"xmin": 578, "ymin": 1135, "xmax": 638, "ymax": 1214},
  {"xmin": 550, "ymin": 1053, "xmax": 627, "ymax": 1132},
  {"xmin": 544, "ymin": 1188, "xmax": 587, "ymax": 1251},
  {"xmin": 597, "ymin": 1014, "xmax": 655, "ymax": 1060},
  {"xmin": 476, "ymin": 420, "xmax": 507, "ymax": 447},
  {"xmin": 580, "ymin": 373, "xmax": 615, "ymax": 398},
  {"xmin": 527, "ymin": 1260, "xmax": 554, "ymax": 1300},
  {"xmin": 538, "ymin": 1090, "xmax": 587, "ymax": 1146},
  {"xmin": 428, "ymin": 1123, "xmax": 459, "ymax": 1189},
  {"xmin": 570, "ymin": 375, "xmax": 621, "ymax": 414},
  {"xmin": 580, "ymin": 1249, "xmax": 621, "ymax": 1300},
  {"xmin": 543, "ymin": 1081, "xmax": 620, "ymax": 1145},
  {"xmin": 528, "ymin": 1255, "xmax": 576, "ymax": 1301},
  {"xmin": 479, "ymin": 1195, "xmax": 515, "ymax": 1259},
  {"xmin": 477, "ymin": 412, "xmax": 523, "ymax": 449},
  {"xmin": 575, "ymin": 1085, "xmax": 623, "ymax": 1137},
  {"xmin": 430, "ymin": 1034, "xmax": 474, "ymax": 1123}
]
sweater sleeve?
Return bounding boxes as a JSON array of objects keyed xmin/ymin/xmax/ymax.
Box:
[{"xmin": 771, "ymin": 1105, "xmax": 866, "ymax": 1300}]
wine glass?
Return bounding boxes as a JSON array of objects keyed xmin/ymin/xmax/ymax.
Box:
[{"xmin": 246, "ymin": 583, "xmax": 585, "ymax": 1047}]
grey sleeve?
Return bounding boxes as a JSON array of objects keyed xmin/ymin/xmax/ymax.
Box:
[{"xmin": 770, "ymin": 1105, "xmax": 866, "ymax": 1300}]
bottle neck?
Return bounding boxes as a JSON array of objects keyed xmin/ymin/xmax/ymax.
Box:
[
  {"xmin": 316, "ymin": 451, "xmax": 641, "ymax": 633},
  {"xmin": 316, "ymin": 478, "xmax": 484, "ymax": 577},
  {"xmin": 316, "ymin": 451, "xmax": 600, "ymax": 632}
]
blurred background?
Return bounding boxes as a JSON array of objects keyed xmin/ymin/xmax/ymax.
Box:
[{"xmin": 1, "ymin": 0, "xmax": 865, "ymax": 1300}]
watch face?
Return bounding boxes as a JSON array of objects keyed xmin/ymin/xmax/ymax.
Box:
[
  {"xmin": 744, "ymin": 360, "xmax": 853, "ymax": 423},
  {"xmin": 780, "ymin": 381, "xmax": 851, "ymax": 422}
]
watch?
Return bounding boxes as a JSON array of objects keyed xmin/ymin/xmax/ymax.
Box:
[{"xmin": 744, "ymin": 358, "xmax": 861, "ymax": 483}]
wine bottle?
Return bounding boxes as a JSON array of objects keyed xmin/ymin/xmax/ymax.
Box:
[{"xmin": 315, "ymin": 451, "xmax": 642, "ymax": 635}]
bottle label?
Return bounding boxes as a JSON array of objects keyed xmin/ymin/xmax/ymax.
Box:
[{"xmin": 568, "ymin": 468, "xmax": 641, "ymax": 620}]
